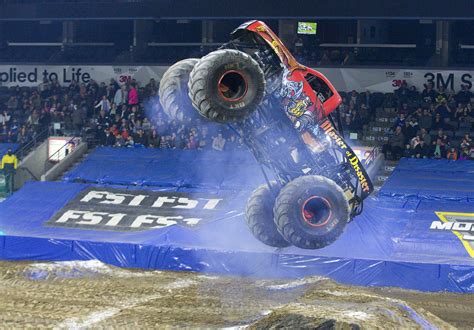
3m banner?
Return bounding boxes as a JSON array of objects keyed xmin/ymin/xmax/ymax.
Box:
[
  {"xmin": 2, "ymin": 64, "xmax": 474, "ymax": 93},
  {"xmin": 316, "ymin": 68, "xmax": 474, "ymax": 94},
  {"xmin": 45, "ymin": 187, "xmax": 231, "ymax": 232}
]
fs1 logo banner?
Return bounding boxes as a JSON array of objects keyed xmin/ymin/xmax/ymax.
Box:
[{"xmin": 45, "ymin": 187, "xmax": 232, "ymax": 232}]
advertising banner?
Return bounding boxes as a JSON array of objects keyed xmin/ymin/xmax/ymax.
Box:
[
  {"xmin": 1, "ymin": 64, "xmax": 474, "ymax": 93},
  {"xmin": 45, "ymin": 187, "xmax": 230, "ymax": 232}
]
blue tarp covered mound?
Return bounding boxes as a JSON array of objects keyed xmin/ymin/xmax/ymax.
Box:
[
  {"xmin": 0, "ymin": 153, "xmax": 473, "ymax": 292},
  {"xmin": 63, "ymin": 147, "xmax": 264, "ymax": 189},
  {"xmin": 379, "ymin": 158, "xmax": 474, "ymax": 201}
]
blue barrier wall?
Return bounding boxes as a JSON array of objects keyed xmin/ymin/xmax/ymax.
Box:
[
  {"xmin": 380, "ymin": 158, "xmax": 474, "ymax": 201},
  {"xmin": 63, "ymin": 147, "xmax": 264, "ymax": 189}
]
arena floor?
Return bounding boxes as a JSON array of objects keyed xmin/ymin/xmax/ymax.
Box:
[{"xmin": 0, "ymin": 260, "xmax": 471, "ymax": 329}]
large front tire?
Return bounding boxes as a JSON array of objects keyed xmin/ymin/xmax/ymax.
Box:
[
  {"xmin": 245, "ymin": 183, "xmax": 291, "ymax": 248},
  {"xmin": 159, "ymin": 58, "xmax": 199, "ymax": 121},
  {"xmin": 188, "ymin": 49, "xmax": 265, "ymax": 123},
  {"xmin": 274, "ymin": 175, "xmax": 350, "ymax": 249}
]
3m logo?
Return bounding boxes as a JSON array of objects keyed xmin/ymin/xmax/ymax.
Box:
[{"xmin": 431, "ymin": 212, "xmax": 474, "ymax": 258}]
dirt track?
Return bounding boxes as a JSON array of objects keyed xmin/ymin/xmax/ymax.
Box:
[{"xmin": 0, "ymin": 260, "xmax": 471, "ymax": 328}]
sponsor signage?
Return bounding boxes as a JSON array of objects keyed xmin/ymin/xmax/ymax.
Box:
[
  {"xmin": 1, "ymin": 64, "xmax": 474, "ymax": 93},
  {"xmin": 430, "ymin": 212, "xmax": 474, "ymax": 258},
  {"xmin": 45, "ymin": 187, "xmax": 229, "ymax": 232},
  {"xmin": 0, "ymin": 65, "xmax": 168, "ymax": 88}
]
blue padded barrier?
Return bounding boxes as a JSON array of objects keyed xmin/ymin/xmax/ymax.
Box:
[
  {"xmin": 379, "ymin": 158, "xmax": 474, "ymax": 201},
  {"xmin": 63, "ymin": 147, "xmax": 264, "ymax": 189},
  {"xmin": 0, "ymin": 180, "xmax": 473, "ymax": 293}
]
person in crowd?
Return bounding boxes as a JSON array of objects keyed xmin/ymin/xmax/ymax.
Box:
[
  {"xmin": 403, "ymin": 144, "xmax": 413, "ymax": 158},
  {"xmin": 393, "ymin": 113, "xmax": 406, "ymax": 129},
  {"xmin": 128, "ymin": 83, "xmax": 139, "ymax": 107},
  {"xmin": 422, "ymin": 82, "xmax": 437, "ymax": 104},
  {"xmin": 418, "ymin": 108, "xmax": 432, "ymax": 132},
  {"xmin": 435, "ymin": 128, "xmax": 450, "ymax": 146},
  {"xmin": 417, "ymin": 128, "xmax": 431, "ymax": 146},
  {"xmin": 459, "ymin": 148, "xmax": 470, "ymax": 160},
  {"xmin": 431, "ymin": 113, "xmax": 445, "ymax": 131},
  {"xmin": 432, "ymin": 138, "xmax": 447, "ymax": 159},
  {"xmin": 447, "ymin": 147, "xmax": 458, "ymax": 160},
  {"xmin": 95, "ymin": 95, "xmax": 111, "ymax": 114},
  {"xmin": 148, "ymin": 129, "xmax": 160, "ymax": 148},
  {"xmin": 125, "ymin": 135, "xmax": 135, "ymax": 147},
  {"xmin": 391, "ymin": 125, "xmax": 406, "ymax": 159},
  {"xmin": 134, "ymin": 129, "xmax": 148, "ymax": 146},
  {"xmin": 413, "ymin": 139, "xmax": 430, "ymax": 158},
  {"xmin": 212, "ymin": 133, "xmax": 226, "ymax": 151},
  {"xmin": 114, "ymin": 85, "xmax": 128, "ymax": 107},
  {"xmin": 455, "ymin": 84, "xmax": 472, "ymax": 105}
]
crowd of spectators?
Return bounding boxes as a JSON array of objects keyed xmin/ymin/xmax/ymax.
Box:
[
  {"xmin": 0, "ymin": 76, "xmax": 246, "ymax": 153},
  {"xmin": 3, "ymin": 72, "xmax": 474, "ymax": 161},
  {"xmin": 383, "ymin": 81, "xmax": 474, "ymax": 161}
]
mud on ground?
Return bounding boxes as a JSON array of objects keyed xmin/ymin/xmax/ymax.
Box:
[{"xmin": 0, "ymin": 260, "xmax": 471, "ymax": 328}]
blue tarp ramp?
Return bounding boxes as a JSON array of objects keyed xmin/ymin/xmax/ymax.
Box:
[{"xmin": 0, "ymin": 150, "xmax": 473, "ymax": 293}]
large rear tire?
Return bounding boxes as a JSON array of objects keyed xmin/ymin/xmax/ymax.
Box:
[
  {"xmin": 188, "ymin": 49, "xmax": 265, "ymax": 123},
  {"xmin": 274, "ymin": 175, "xmax": 350, "ymax": 249},
  {"xmin": 245, "ymin": 183, "xmax": 291, "ymax": 248},
  {"xmin": 159, "ymin": 58, "xmax": 199, "ymax": 121}
]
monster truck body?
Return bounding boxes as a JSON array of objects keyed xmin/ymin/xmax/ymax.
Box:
[{"xmin": 159, "ymin": 20, "xmax": 374, "ymax": 249}]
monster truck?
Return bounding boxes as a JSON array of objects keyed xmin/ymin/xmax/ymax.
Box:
[{"xmin": 159, "ymin": 20, "xmax": 374, "ymax": 249}]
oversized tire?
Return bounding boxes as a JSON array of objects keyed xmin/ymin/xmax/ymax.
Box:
[
  {"xmin": 188, "ymin": 49, "xmax": 265, "ymax": 123},
  {"xmin": 245, "ymin": 183, "xmax": 291, "ymax": 248},
  {"xmin": 274, "ymin": 175, "xmax": 350, "ymax": 249},
  {"xmin": 159, "ymin": 58, "xmax": 199, "ymax": 121}
]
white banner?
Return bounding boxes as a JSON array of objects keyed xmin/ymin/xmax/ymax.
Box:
[
  {"xmin": 0, "ymin": 65, "xmax": 169, "ymax": 88},
  {"xmin": 1, "ymin": 64, "xmax": 473, "ymax": 93},
  {"xmin": 316, "ymin": 68, "xmax": 474, "ymax": 93}
]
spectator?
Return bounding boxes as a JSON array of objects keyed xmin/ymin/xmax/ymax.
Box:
[
  {"xmin": 186, "ymin": 133, "xmax": 198, "ymax": 149},
  {"xmin": 393, "ymin": 113, "xmax": 406, "ymax": 128},
  {"xmin": 102, "ymin": 129, "xmax": 116, "ymax": 146},
  {"xmin": 419, "ymin": 108, "xmax": 432, "ymax": 132},
  {"xmin": 459, "ymin": 148, "xmax": 470, "ymax": 160},
  {"xmin": 403, "ymin": 144, "xmax": 413, "ymax": 158},
  {"xmin": 114, "ymin": 85, "xmax": 128, "ymax": 106},
  {"xmin": 432, "ymin": 138, "xmax": 447, "ymax": 159},
  {"xmin": 148, "ymin": 129, "xmax": 160, "ymax": 148},
  {"xmin": 212, "ymin": 133, "xmax": 226, "ymax": 151},
  {"xmin": 421, "ymin": 82, "xmax": 437, "ymax": 104},
  {"xmin": 6, "ymin": 96, "xmax": 18, "ymax": 112},
  {"xmin": 435, "ymin": 128, "xmax": 450, "ymax": 146},
  {"xmin": 128, "ymin": 83, "xmax": 139, "ymax": 107},
  {"xmin": 455, "ymin": 84, "xmax": 472, "ymax": 105},
  {"xmin": 417, "ymin": 128, "xmax": 431, "ymax": 146},
  {"xmin": 431, "ymin": 113, "xmax": 445, "ymax": 131},
  {"xmin": 447, "ymin": 147, "xmax": 458, "ymax": 160},
  {"xmin": 159, "ymin": 135, "xmax": 171, "ymax": 149},
  {"xmin": 0, "ymin": 110, "xmax": 11, "ymax": 126},
  {"xmin": 125, "ymin": 135, "xmax": 135, "ymax": 147},
  {"xmin": 134, "ymin": 129, "xmax": 148, "ymax": 146},
  {"xmin": 413, "ymin": 139, "xmax": 429, "ymax": 158},
  {"xmin": 383, "ymin": 126, "xmax": 404, "ymax": 160},
  {"xmin": 95, "ymin": 95, "xmax": 111, "ymax": 114}
]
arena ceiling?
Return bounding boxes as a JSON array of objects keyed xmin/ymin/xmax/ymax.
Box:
[{"xmin": 0, "ymin": 0, "xmax": 473, "ymax": 21}]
